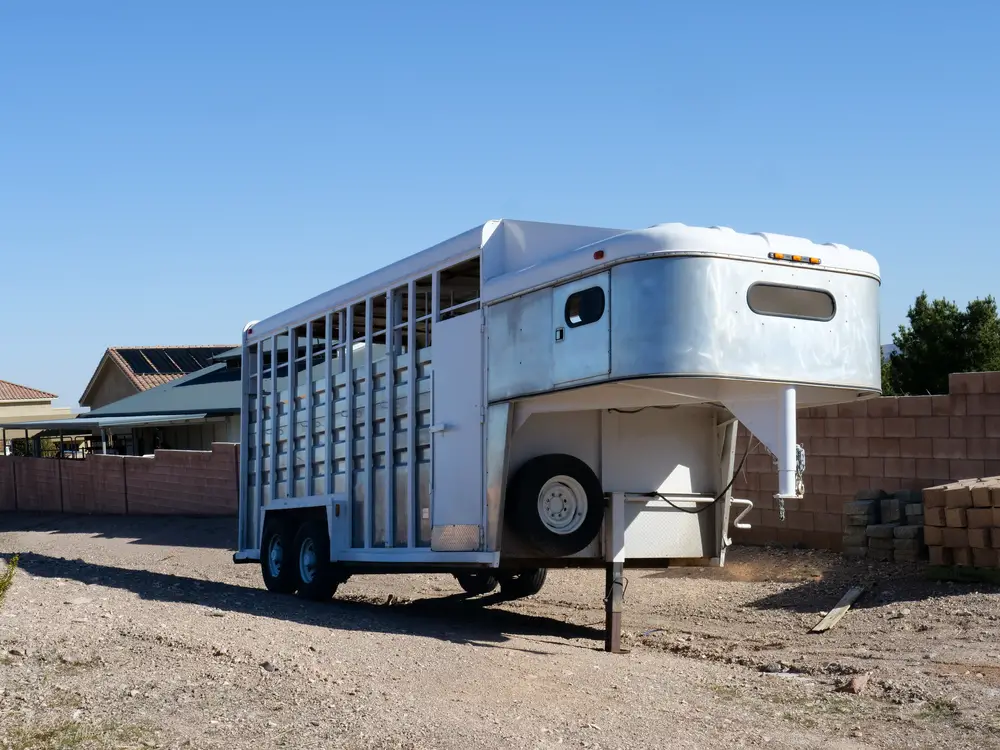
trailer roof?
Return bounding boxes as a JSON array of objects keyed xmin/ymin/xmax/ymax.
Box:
[
  {"xmin": 480, "ymin": 222, "xmax": 880, "ymax": 303},
  {"xmin": 248, "ymin": 219, "xmax": 879, "ymax": 340}
]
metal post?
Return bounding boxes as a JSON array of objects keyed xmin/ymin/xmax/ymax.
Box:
[
  {"xmin": 101, "ymin": 429, "xmax": 107, "ymax": 455},
  {"xmin": 777, "ymin": 386, "xmax": 796, "ymax": 498},
  {"xmin": 605, "ymin": 491, "xmax": 626, "ymax": 654},
  {"xmin": 57, "ymin": 429, "xmax": 65, "ymax": 512}
]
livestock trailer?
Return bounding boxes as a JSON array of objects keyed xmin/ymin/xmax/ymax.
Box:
[{"xmin": 234, "ymin": 219, "xmax": 880, "ymax": 650}]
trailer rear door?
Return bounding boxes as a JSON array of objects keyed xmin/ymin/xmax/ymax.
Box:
[{"xmin": 430, "ymin": 312, "xmax": 484, "ymax": 550}]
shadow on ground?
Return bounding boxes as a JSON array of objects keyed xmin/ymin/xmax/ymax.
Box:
[
  {"xmin": 640, "ymin": 545, "xmax": 1000, "ymax": 613},
  {"xmin": 0, "ymin": 513, "xmax": 235, "ymax": 550},
  {"xmin": 14, "ymin": 552, "xmax": 605, "ymax": 654}
]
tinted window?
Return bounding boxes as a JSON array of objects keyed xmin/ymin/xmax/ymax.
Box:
[
  {"xmin": 747, "ymin": 283, "xmax": 835, "ymax": 321},
  {"xmin": 565, "ymin": 287, "xmax": 606, "ymax": 328}
]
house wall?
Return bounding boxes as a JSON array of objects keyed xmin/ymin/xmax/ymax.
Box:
[
  {"xmin": 0, "ymin": 443, "xmax": 238, "ymax": 516},
  {"xmin": 0, "ymin": 401, "xmax": 73, "ymax": 421},
  {"xmin": 732, "ymin": 371, "xmax": 1000, "ymax": 551},
  {"xmin": 85, "ymin": 365, "xmax": 138, "ymax": 410},
  {"xmin": 0, "ymin": 402, "xmax": 75, "ymax": 447}
]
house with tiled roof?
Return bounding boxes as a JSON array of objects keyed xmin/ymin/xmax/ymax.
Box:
[
  {"xmin": 0, "ymin": 379, "xmax": 73, "ymax": 448},
  {"xmin": 79, "ymin": 346, "xmax": 236, "ymax": 410}
]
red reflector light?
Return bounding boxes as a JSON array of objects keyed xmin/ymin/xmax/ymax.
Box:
[{"xmin": 593, "ymin": 250, "xmax": 605, "ymax": 260}]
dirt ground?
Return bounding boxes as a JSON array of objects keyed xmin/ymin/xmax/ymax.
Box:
[{"xmin": 2, "ymin": 515, "xmax": 1000, "ymax": 749}]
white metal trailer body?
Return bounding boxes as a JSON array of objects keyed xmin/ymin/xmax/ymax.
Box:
[{"xmin": 234, "ymin": 220, "xmax": 880, "ymax": 602}]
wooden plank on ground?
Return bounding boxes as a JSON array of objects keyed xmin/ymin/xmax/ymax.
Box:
[{"xmin": 809, "ymin": 586, "xmax": 865, "ymax": 634}]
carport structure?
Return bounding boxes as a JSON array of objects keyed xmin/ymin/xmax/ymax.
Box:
[{"xmin": 0, "ymin": 414, "xmax": 214, "ymax": 458}]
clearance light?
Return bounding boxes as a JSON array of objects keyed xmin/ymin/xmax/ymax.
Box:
[{"xmin": 769, "ymin": 252, "xmax": 821, "ymax": 265}]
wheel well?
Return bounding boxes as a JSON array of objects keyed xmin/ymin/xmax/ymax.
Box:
[{"xmin": 263, "ymin": 506, "xmax": 328, "ymax": 532}]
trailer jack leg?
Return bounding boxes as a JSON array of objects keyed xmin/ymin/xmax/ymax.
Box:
[
  {"xmin": 604, "ymin": 492, "xmax": 626, "ymax": 654},
  {"xmin": 605, "ymin": 561, "xmax": 624, "ymax": 653}
]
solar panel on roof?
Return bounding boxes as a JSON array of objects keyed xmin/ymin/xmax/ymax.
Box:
[
  {"xmin": 189, "ymin": 349, "xmax": 218, "ymax": 369},
  {"xmin": 119, "ymin": 349, "xmax": 157, "ymax": 375},
  {"xmin": 116, "ymin": 347, "xmax": 234, "ymax": 378},
  {"xmin": 165, "ymin": 350, "xmax": 199, "ymax": 372},
  {"xmin": 142, "ymin": 349, "xmax": 183, "ymax": 374}
]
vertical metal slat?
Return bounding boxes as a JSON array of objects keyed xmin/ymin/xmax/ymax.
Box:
[
  {"xmin": 324, "ymin": 311, "xmax": 333, "ymax": 495},
  {"xmin": 269, "ymin": 335, "xmax": 277, "ymax": 505},
  {"xmin": 285, "ymin": 326, "xmax": 295, "ymax": 499},
  {"xmin": 363, "ymin": 297, "xmax": 374, "ymax": 549},
  {"xmin": 237, "ymin": 338, "xmax": 251, "ymax": 550},
  {"xmin": 428, "ymin": 271, "xmax": 440, "ymax": 525},
  {"xmin": 255, "ymin": 343, "xmax": 264, "ymax": 517},
  {"xmin": 384, "ymin": 288, "xmax": 396, "ymax": 547},
  {"xmin": 344, "ymin": 305, "xmax": 355, "ymax": 546},
  {"xmin": 305, "ymin": 323, "xmax": 314, "ymax": 497},
  {"xmin": 406, "ymin": 279, "xmax": 417, "ymax": 549}
]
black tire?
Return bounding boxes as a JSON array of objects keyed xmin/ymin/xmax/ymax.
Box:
[
  {"xmin": 499, "ymin": 568, "xmax": 547, "ymax": 599},
  {"xmin": 260, "ymin": 516, "xmax": 298, "ymax": 594},
  {"xmin": 455, "ymin": 572, "xmax": 499, "ymax": 596},
  {"xmin": 292, "ymin": 520, "xmax": 341, "ymax": 601},
  {"xmin": 507, "ymin": 454, "xmax": 604, "ymax": 557}
]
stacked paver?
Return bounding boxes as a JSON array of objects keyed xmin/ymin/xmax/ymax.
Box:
[
  {"xmin": 924, "ymin": 477, "xmax": 1000, "ymax": 567},
  {"xmin": 842, "ymin": 489, "xmax": 926, "ymax": 561}
]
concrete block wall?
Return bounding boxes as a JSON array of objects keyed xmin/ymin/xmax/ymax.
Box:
[
  {"xmin": 11, "ymin": 457, "xmax": 62, "ymax": 512},
  {"xmin": 0, "ymin": 443, "xmax": 238, "ymax": 516},
  {"xmin": 60, "ymin": 455, "xmax": 129, "ymax": 514},
  {"xmin": 733, "ymin": 372, "xmax": 1000, "ymax": 551},
  {"xmin": 0, "ymin": 459, "xmax": 14, "ymax": 511},
  {"xmin": 125, "ymin": 443, "xmax": 238, "ymax": 515}
]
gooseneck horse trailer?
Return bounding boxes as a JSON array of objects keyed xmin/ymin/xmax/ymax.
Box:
[{"xmin": 234, "ymin": 219, "xmax": 880, "ymax": 651}]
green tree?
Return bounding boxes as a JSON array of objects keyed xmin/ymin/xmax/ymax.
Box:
[{"xmin": 885, "ymin": 292, "xmax": 1000, "ymax": 395}]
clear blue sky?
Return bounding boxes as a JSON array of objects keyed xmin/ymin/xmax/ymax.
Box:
[{"xmin": 2, "ymin": 2, "xmax": 998, "ymax": 407}]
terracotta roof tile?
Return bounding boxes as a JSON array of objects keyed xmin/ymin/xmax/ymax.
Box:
[
  {"xmin": 0, "ymin": 379, "xmax": 57, "ymax": 402},
  {"xmin": 79, "ymin": 345, "xmax": 238, "ymax": 406},
  {"xmin": 106, "ymin": 346, "xmax": 237, "ymax": 393}
]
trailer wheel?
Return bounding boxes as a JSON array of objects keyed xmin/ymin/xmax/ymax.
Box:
[
  {"xmin": 292, "ymin": 520, "xmax": 340, "ymax": 601},
  {"xmin": 454, "ymin": 572, "xmax": 499, "ymax": 596},
  {"xmin": 260, "ymin": 517, "xmax": 298, "ymax": 594},
  {"xmin": 499, "ymin": 568, "xmax": 547, "ymax": 599},
  {"xmin": 508, "ymin": 454, "xmax": 604, "ymax": 557}
]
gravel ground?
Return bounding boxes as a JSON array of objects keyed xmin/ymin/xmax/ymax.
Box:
[{"xmin": 2, "ymin": 514, "xmax": 1000, "ymax": 749}]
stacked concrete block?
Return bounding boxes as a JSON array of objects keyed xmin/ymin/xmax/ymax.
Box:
[
  {"xmin": 842, "ymin": 489, "xmax": 927, "ymax": 561},
  {"xmin": 925, "ymin": 476, "xmax": 1000, "ymax": 567},
  {"xmin": 842, "ymin": 496, "xmax": 878, "ymax": 557}
]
